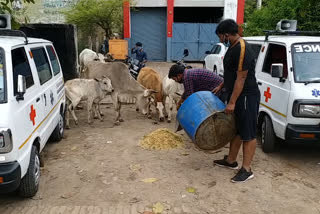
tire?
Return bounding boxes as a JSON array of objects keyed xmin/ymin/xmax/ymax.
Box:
[
  {"xmin": 261, "ymin": 116, "xmax": 276, "ymax": 153},
  {"xmin": 49, "ymin": 112, "xmax": 64, "ymax": 142},
  {"xmin": 18, "ymin": 146, "xmax": 40, "ymax": 197}
]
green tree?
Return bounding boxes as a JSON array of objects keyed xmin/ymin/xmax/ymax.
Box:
[
  {"xmin": 64, "ymin": 0, "xmax": 126, "ymax": 39},
  {"xmin": 244, "ymin": 0, "xmax": 320, "ymax": 36},
  {"xmin": 0, "ymin": 0, "xmax": 35, "ymax": 28}
]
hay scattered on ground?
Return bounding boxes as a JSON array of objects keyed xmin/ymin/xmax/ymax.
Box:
[{"xmin": 139, "ymin": 128, "xmax": 184, "ymax": 150}]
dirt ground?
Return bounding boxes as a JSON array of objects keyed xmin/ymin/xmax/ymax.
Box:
[{"xmin": 0, "ymin": 62, "xmax": 320, "ymax": 214}]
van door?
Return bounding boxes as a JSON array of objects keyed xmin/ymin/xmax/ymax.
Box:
[
  {"xmin": 256, "ymin": 43, "xmax": 291, "ymax": 138},
  {"xmin": 11, "ymin": 47, "xmax": 43, "ymax": 158},
  {"xmin": 28, "ymin": 46, "xmax": 55, "ymax": 150}
]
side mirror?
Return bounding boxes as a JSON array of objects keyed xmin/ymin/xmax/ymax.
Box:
[
  {"xmin": 271, "ymin": 63, "xmax": 285, "ymax": 82},
  {"xmin": 205, "ymin": 51, "xmax": 211, "ymax": 54},
  {"xmin": 183, "ymin": 49, "xmax": 189, "ymax": 57},
  {"xmin": 16, "ymin": 75, "xmax": 26, "ymax": 101}
]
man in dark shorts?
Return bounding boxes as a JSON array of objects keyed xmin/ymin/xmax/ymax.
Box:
[
  {"xmin": 212, "ymin": 19, "xmax": 260, "ymax": 183},
  {"xmin": 168, "ymin": 65, "xmax": 223, "ymax": 110}
]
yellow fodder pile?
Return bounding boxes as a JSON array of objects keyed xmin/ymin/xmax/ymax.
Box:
[{"xmin": 140, "ymin": 128, "xmax": 184, "ymax": 150}]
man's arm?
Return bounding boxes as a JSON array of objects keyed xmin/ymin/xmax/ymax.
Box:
[
  {"xmin": 182, "ymin": 71, "xmax": 194, "ymax": 100},
  {"xmin": 225, "ymin": 70, "xmax": 247, "ymax": 114}
]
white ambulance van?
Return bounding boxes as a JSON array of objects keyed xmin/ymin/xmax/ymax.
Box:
[
  {"xmin": 0, "ymin": 15, "xmax": 65, "ymax": 197},
  {"xmin": 245, "ymin": 20, "xmax": 320, "ymax": 153}
]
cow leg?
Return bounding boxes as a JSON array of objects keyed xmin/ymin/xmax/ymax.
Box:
[
  {"xmin": 167, "ymin": 95, "xmax": 174, "ymax": 123},
  {"xmin": 70, "ymin": 98, "xmax": 81, "ymax": 125},
  {"xmin": 162, "ymin": 95, "xmax": 168, "ymax": 118},
  {"xmin": 87, "ymin": 99, "xmax": 94, "ymax": 124},
  {"xmin": 65, "ymin": 100, "xmax": 71, "ymax": 129},
  {"xmin": 112, "ymin": 94, "xmax": 121, "ymax": 125},
  {"xmin": 93, "ymin": 102, "xmax": 103, "ymax": 122},
  {"xmin": 147, "ymin": 102, "xmax": 152, "ymax": 119},
  {"xmin": 98, "ymin": 103, "xmax": 104, "ymax": 116}
]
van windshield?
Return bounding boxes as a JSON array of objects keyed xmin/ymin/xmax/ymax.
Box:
[
  {"xmin": 292, "ymin": 43, "xmax": 320, "ymax": 83},
  {"xmin": 0, "ymin": 49, "xmax": 5, "ymax": 103}
]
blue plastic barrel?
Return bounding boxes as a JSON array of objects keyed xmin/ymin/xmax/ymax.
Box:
[{"xmin": 177, "ymin": 91, "xmax": 236, "ymax": 150}]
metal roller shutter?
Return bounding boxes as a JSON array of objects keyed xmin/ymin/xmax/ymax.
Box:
[{"xmin": 131, "ymin": 8, "xmax": 167, "ymax": 61}]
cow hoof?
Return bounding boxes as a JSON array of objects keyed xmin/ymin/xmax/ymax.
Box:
[
  {"xmin": 100, "ymin": 113, "xmax": 104, "ymax": 116},
  {"xmin": 153, "ymin": 121, "xmax": 159, "ymax": 125},
  {"xmin": 114, "ymin": 121, "xmax": 121, "ymax": 126},
  {"xmin": 136, "ymin": 108, "xmax": 139, "ymax": 112},
  {"xmin": 119, "ymin": 118, "xmax": 124, "ymax": 122},
  {"xmin": 159, "ymin": 117, "xmax": 164, "ymax": 122},
  {"xmin": 100, "ymin": 119, "xmax": 104, "ymax": 122},
  {"xmin": 75, "ymin": 120, "xmax": 78, "ymax": 125},
  {"xmin": 165, "ymin": 115, "xmax": 168, "ymax": 118},
  {"xmin": 148, "ymin": 115, "xmax": 152, "ymax": 119},
  {"xmin": 167, "ymin": 120, "xmax": 171, "ymax": 123},
  {"xmin": 66, "ymin": 125, "xmax": 70, "ymax": 129},
  {"xmin": 94, "ymin": 116, "xmax": 99, "ymax": 119}
]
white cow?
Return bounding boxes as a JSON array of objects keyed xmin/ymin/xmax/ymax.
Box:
[
  {"xmin": 85, "ymin": 61, "xmax": 157, "ymax": 125},
  {"xmin": 79, "ymin": 49, "xmax": 104, "ymax": 78},
  {"xmin": 65, "ymin": 77, "xmax": 114, "ymax": 128},
  {"xmin": 162, "ymin": 75, "xmax": 184, "ymax": 123}
]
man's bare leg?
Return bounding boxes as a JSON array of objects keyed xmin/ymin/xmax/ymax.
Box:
[
  {"xmin": 242, "ymin": 138, "xmax": 256, "ymax": 171},
  {"xmin": 227, "ymin": 135, "xmax": 242, "ymax": 163}
]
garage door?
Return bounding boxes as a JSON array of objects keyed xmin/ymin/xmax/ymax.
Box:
[
  {"xmin": 171, "ymin": 23, "xmax": 219, "ymax": 61},
  {"xmin": 130, "ymin": 8, "xmax": 167, "ymax": 61}
]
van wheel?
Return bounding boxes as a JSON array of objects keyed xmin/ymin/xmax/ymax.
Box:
[
  {"xmin": 261, "ymin": 116, "xmax": 276, "ymax": 153},
  {"xmin": 214, "ymin": 66, "xmax": 217, "ymax": 74},
  {"xmin": 49, "ymin": 113, "xmax": 64, "ymax": 142},
  {"xmin": 18, "ymin": 146, "xmax": 40, "ymax": 197}
]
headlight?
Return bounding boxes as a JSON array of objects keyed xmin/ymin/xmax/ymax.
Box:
[
  {"xmin": 0, "ymin": 129, "xmax": 12, "ymax": 153},
  {"xmin": 0, "ymin": 135, "xmax": 4, "ymax": 148},
  {"xmin": 299, "ymin": 104, "xmax": 320, "ymax": 117},
  {"xmin": 293, "ymin": 100, "xmax": 320, "ymax": 118}
]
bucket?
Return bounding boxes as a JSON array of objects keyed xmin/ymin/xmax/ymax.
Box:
[{"xmin": 177, "ymin": 91, "xmax": 236, "ymax": 150}]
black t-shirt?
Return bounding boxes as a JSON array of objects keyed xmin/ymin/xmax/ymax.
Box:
[{"xmin": 223, "ymin": 41, "xmax": 259, "ymax": 96}]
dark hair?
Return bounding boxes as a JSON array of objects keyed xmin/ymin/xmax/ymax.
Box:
[
  {"xmin": 215, "ymin": 19, "xmax": 239, "ymax": 35},
  {"xmin": 168, "ymin": 64, "xmax": 184, "ymax": 78},
  {"xmin": 136, "ymin": 42, "xmax": 142, "ymax": 47}
]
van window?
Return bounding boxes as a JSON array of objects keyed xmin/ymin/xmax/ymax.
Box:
[
  {"xmin": 262, "ymin": 44, "xmax": 288, "ymax": 78},
  {"xmin": 12, "ymin": 47, "xmax": 34, "ymax": 95},
  {"xmin": 210, "ymin": 45, "xmax": 218, "ymax": 53},
  {"xmin": 292, "ymin": 43, "xmax": 320, "ymax": 83},
  {"xmin": 213, "ymin": 45, "xmax": 222, "ymax": 54},
  {"xmin": 32, "ymin": 47, "xmax": 52, "ymax": 85},
  {"xmin": 46, "ymin": 46, "xmax": 60, "ymax": 75},
  {"xmin": 249, "ymin": 44, "xmax": 262, "ymax": 66},
  {"xmin": 0, "ymin": 48, "xmax": 5, "ymax": 103}
]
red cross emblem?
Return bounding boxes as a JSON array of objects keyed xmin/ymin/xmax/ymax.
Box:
[
  {"xmin": 29, "ymin": 105, "xmax": 36, "ymax": 126},
  {"xmin": 264, "ymin": 87, "xmax": 272, "ymax": 103}
]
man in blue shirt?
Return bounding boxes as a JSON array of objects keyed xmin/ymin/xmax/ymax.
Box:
[{"xmin": 131, "ymin": 42, "xmax": 147, "ymax": 63}]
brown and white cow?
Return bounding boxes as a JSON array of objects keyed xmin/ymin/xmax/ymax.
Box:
[
  {"xmin": 137, "ymin": 67, "xmax": 165, "ymax": 121},
  {"xmin": 85, "ymin": 61, "xmax": 156, "ymax": 125},
  {"xmin": 65, "ymin": 77, "xmax": 114, "ymax": 128}
]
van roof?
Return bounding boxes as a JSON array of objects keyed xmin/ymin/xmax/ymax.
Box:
[
  {"xmin": 244, "ymin": 35, "xmax": 320, "ymax": 45},
  {"xmin": 0, "ymin": 36, "xmax": 51, "ymax": 49}
]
